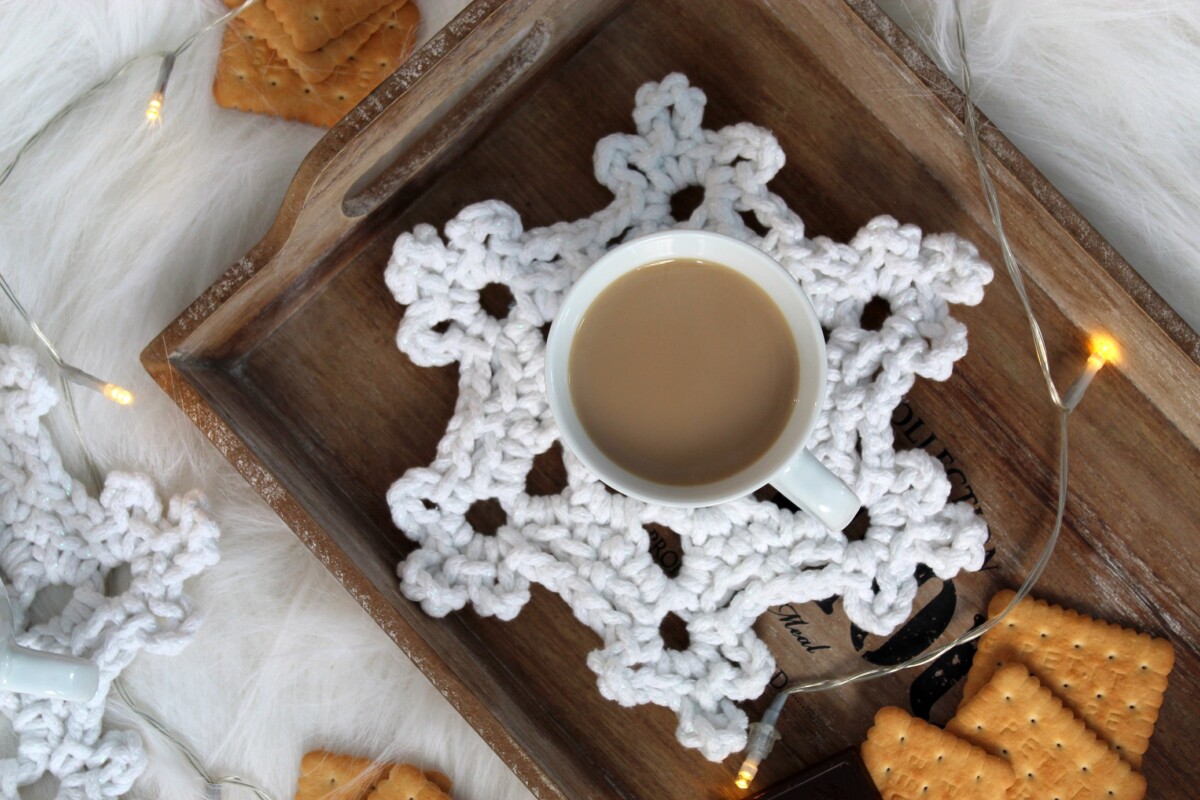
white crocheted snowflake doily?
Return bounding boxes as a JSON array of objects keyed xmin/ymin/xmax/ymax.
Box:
[
  {"xmin": 0, "ymin": 345, "xmax": 220, "ymax": 798},
  {"xmin": 384, "ymin": 74, "xmax": 993, "ymax": 760}
]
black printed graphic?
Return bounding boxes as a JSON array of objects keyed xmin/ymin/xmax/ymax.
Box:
[
  {"xmin": 861, "ymin": 580, "xmax": 956, "ymax": 666},
  {"xmin": 768, "ymin": 604, "xmax": 831, "ymax": 653},
  {"xmin": 909, "ymin": 612, "xmax": 987, "ymax": 720}
]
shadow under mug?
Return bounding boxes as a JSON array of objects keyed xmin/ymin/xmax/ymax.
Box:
[{"xmin": 546, "ymin": 230, "xmax": 860, "ymax": 531}]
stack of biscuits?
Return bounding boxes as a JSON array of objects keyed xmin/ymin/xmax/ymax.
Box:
[
  {"xmin": 860, "ymin": 590, "xmax": 1175, "ymax": 799},
  {"xmin": 295, "ymin": 750, "xmax": 452, "ymax": 800},
  {"xmin": 213, "ymin": 0, "xmax": 420, "ymax": 127}
]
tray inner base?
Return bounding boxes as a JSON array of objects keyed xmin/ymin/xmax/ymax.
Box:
[{"xmin": 178, "ymin": 1, "xmax": 1200, "ymax": 796}]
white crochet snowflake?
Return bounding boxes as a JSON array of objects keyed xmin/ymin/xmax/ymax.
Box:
[
  {"xmin": 0, "ymin": 345, "xmax": 220, "ymax": 798},
  {"xmin": 384, "ymin": 74, "xmax": 993, "ymax": 760}
]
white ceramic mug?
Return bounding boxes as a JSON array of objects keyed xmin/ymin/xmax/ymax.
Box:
[
  {"xmin": 0, "ymin": 582, "xmax": 98, "ymax": 702},
  {"xmin": 546, "ymin": 230, "xmax": 861, "ymax": 530}
]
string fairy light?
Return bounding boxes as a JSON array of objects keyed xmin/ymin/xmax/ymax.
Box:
[
  {"xmin": 59, "ymin": 364, "xmax": 135, "ymax": 406},
  {"xmin": 0, "ymin": 271, "xmax": 126, "ymax": 485},
  {"xmin": 146, "ymin": 53, "xmax": 175, "ymax": 123},
  {"xmin": 113, "ymin": 679, "xmax": 275, "ymax": 800},
  {"xmin": 2, "ymin": 3, "xmax": 277, "ymax": 799},
  {"xmin": 1063, "ymin": 335, "xmax": 1119, "ymax": 410},
  {"xmin": 0, "ymin": 0, "xmax": 261, "ymax": 483},
  {"xmin": 734, "ymin": 1, "xmax": 1121, "ymax": 789}
]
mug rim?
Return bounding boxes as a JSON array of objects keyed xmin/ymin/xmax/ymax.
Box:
[{"xmin": 545, "ymin": 230, "xmax": 827, "ymax": 507}]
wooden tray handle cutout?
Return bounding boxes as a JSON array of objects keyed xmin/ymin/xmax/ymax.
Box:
[
  {"xmin": 294, "ymin": 0, "xmax": 619, "ymax": 234},
  {"xmin": 295, "ymin": 0, "xmax": 544, "ymax": 228},
  {"xmin": 175, "ymin": 0, "xmax": 619, "ymax": 363}
]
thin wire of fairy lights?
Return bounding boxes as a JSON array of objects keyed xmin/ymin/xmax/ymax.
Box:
[
  {"xmin": 1, "ymin": 3, "xmax": 279, "ymax": 798},
  {"xmin": 734, "ymin": 0, "xmax": 1120, "ymax": 788},
  {"xmin": 0, "ymin": 0, "xmax": 260, "ymax": 486}
]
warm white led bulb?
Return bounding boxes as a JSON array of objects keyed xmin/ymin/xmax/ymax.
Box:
[
  {"xmin": 145, "ymin": 91, "xmax": 164, "ymax": 122},
  {"xmin": 1089, "ymin": 334, "xmax": 1119, "ymax": 365},
  {"xmin": 103, "ymin": 383, "xmax": 133, "ymax": 406},
  {"xmin": 1063, "ymin": 333, "xmax": 1121, "ymax": 410},
  {"xmin": 734, "ymin": 720, "xmax": 778, "ymax": 790},
  {"xmin": 61, "ymin": 366, "xmax": 133, "ymax": 406}
]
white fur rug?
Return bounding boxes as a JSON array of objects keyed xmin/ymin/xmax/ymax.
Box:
[
  {"xmin": 0, "ymin": 1, "xmax": 1195, "ymax": 798},
  {"xmin": 879, "ymin": 0, "xmax": 1200, "ymax": 332}
]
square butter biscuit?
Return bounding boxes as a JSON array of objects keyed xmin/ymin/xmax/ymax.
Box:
[
  {"xmin": 862, "ymin": 706, "xmax": 1015, "ymax": 800},
  {"xmin": 961, "ymin": 589, "xmax": 1174, "ymax": 769},
  {"xmin": 949, "ymin": 664, "xmax": 1146, "ymax": 800}
]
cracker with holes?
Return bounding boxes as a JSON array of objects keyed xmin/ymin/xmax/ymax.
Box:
[
  {"xmin": 224, "ymin": 0, "xmax": 410, "ymax": 84},
  {"xmin": 369, "ymin": 764, "xmax": 452, "ymax": 800},
  {"xmin": 861, "ymin": 706, "xmax": 1015, "ymax": 800},
  {"xmin": 265, "ymin": 0, "xmax": 395, "ymax": 52},
  {"xmin": 961, "ymin": 589, "xmax": 1174, "ymax": 769},
  {"xmin": 295, "ymin": 750, "xmax": 389, "ymax": 800},
  {"xmin": 948, "ymin": 664, "xmax": 1146, "ymax": 800},
  {"xmin": 213, "ymin": 6, "xmax": 419, "ymax": 127}
]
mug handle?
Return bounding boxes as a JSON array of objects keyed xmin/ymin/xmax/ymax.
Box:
[
  {"xmin": 1, "ymin": 643, "xmax": 99, "ymax": 701},
  {"xmin": 771, "ymin": 450, "xmax": 860, "ymax": 531}
]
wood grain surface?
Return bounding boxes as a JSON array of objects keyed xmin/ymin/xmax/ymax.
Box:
[{"xmin": 143, "ymin": 1, "xmax": 1200, "ymax": 798}]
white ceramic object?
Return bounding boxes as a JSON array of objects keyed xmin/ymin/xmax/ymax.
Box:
[
  {"xmin": 546, "ymin": 230, "xmax": 861, "ymax": 530},
  {"xmin": 0, "ymin": 582, "xmax": 98, "ymax": 701}
]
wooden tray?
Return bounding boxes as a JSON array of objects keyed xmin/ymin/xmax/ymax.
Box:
[{"xmin": 143, "ymin": 1, "xmax": 1200, "ymax": 797}]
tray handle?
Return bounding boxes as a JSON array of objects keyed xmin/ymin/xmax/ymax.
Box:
[
  {"xmin": 294, "ymin": 0, "xmax": 631, "ymax": 238},
  {"xmin": 175, "ymin": 0, "xmax": 620, "ymax": 363},
  {"xmin": 303, "ymin": 0, "xmax": 556, "ymax": 224}
]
